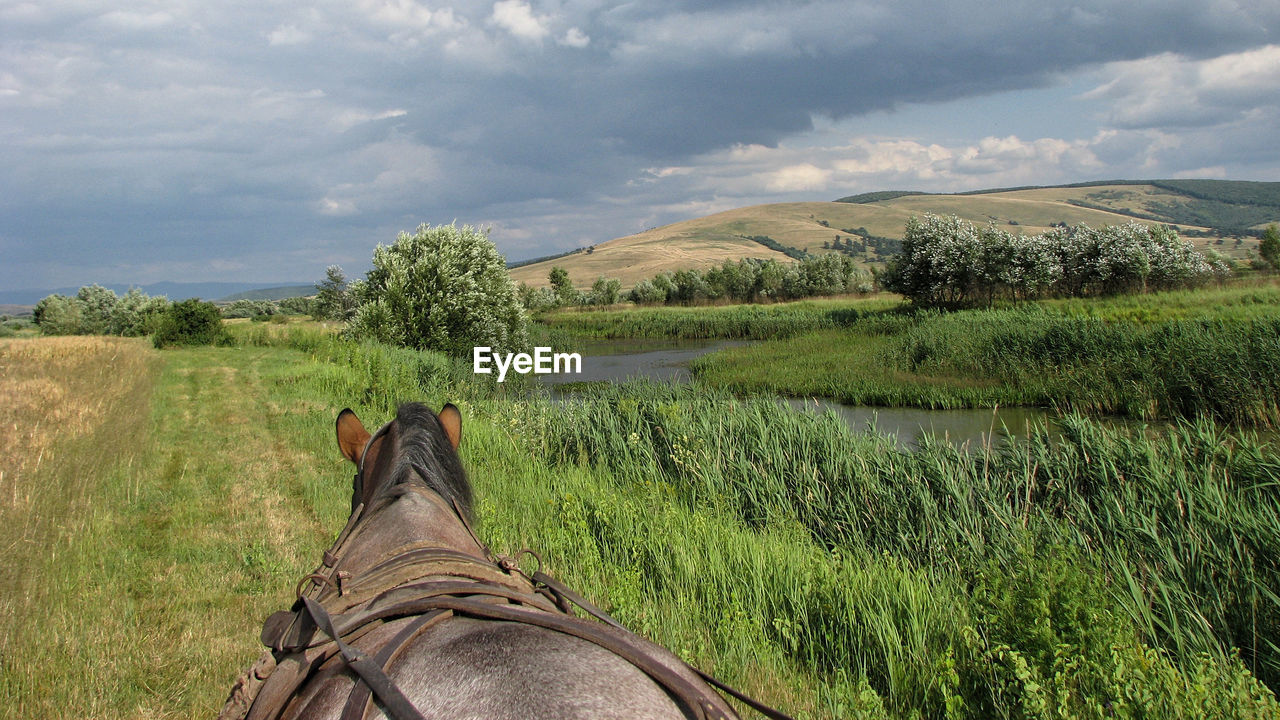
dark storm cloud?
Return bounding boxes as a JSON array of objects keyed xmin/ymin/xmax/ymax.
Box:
[{"xmin": 2, "ymin": 0, "xmax": 1279, "ymax": 287}]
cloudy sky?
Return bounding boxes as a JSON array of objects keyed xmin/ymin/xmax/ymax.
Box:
[{"xmin": 3, "ymin": 1, "xmax": 1279, "ymax": 290}]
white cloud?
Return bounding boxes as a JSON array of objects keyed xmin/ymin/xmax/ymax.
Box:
[
  {"xmin": 638, "ymin": 133, "xmax": 1116, "ymax": 201},
  {"xmin": 489, "ymin": 0, "xmax": 550, "ymax": 42},
  {"xmin": 559, "ymin": 26, "xmax": 590, "ymax": 48},
  {"xmin": 329, "ymin": 108, "xmax": 408, "ymax": 132},
  {"xmin": 318, "ymin": 196, "xmax": 359, "ymax": 216},
  {"xmin": 764, "ymin": 163, "xmax": 831, "ymax": 192},
  {"xmin": 1084, "ymin": 44, "xmax": 1280, "ymax": 128},
  {"xmin": 267, "ymin": 24, "xmax": 310, "ymax": 46}
]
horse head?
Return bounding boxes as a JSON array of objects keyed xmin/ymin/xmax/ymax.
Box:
[{"xmin": 336, "ymin": 402, "xmax": 471, "ymax": 519}]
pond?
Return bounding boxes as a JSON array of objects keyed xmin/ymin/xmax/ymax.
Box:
[{"xmin": 537, "ymin": 338, "xmax": 1058, "ymax": 447}]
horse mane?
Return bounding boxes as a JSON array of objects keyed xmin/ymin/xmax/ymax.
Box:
[{"xmin": 379, "ymin": 402, "xmax": 473, "ymax": 521}]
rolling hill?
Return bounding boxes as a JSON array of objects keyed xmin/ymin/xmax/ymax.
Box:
[{"xmin": 510, "ymin": 180, "xmax": 1280, "ymax": 289}]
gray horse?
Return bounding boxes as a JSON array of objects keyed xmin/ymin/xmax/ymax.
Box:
[{"xmin": 224, "ymin": 402, "xmax": 772, "ymax": 720}]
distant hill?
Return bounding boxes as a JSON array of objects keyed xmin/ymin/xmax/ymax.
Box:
[
  {"xmin": 0, "ymin": 281, "xmax": 311, "ymax": 306},
  {"xmin": 513, "ymin": 180, "xmax": 1278, "ymax": 289},
  {"xmin": 217, "ymin": 285, "xmax": 315, "ymax": 302}
]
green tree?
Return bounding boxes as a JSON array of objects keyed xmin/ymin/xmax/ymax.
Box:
[
  {"xmin": 76, "ymin": 284, "xmax": 119, "ymax": 334},
  {"xmin": 346, "ymin": 223, "xmax": 528, "ymax": 356},
  {"xmin": 153, "ymin": 298, "xmax": 231, "ymax": 348},
  {"xmin": 110, "ymin": 288, "xmax": 168, "ymax": 336},
  {"xmin": 548, "ymin": 265, "xmax": 578, "ymax": 306},
  {"xmin": 590, "ymin": 276, "xmax": 621, "ymax": 306},
  {"xmin": 627, "ymin": 279, "xmax": 665, "ymax": 304},
  {"xmin": 33, "ymin": 294, "xmax": 83, "ymax": 335},
  {"xmin": 1260, "ymin": 224, "xmax": 1280, "ymax": 270},
  {"xmin": 313, "ymin": 265, "xmax": 356, "ymax": 321}
]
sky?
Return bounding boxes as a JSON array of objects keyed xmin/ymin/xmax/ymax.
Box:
[{"xmin": 3, "ymin": 1, "xmax": 1280, "ymax": 291}]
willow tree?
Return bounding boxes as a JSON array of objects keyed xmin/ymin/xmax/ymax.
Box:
[{"xmin": 346, "ymin": 223, "xmax": 529, "ymax": 357}]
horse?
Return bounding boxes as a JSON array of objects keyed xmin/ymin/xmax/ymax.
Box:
[{"xmin": 221, "ymin": 402, "xmax": 791, "ymax": 720}]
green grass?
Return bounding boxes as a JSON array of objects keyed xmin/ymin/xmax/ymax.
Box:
[
  {"xmin": 687, "ymin": 283, "xmax": 1280, "ymax": 425},
  {"xmin": 2, "ymin": 327, "xmax": 1278, "ymax": 718},
  {"xmin": 537, "ymin": 296, "xmax": 901, "ymax": 340},
  {"xmin": 520, "ymin": 381, "xmax": 1280, "ymax": 715}
]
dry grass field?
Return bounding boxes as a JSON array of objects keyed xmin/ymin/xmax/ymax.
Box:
[
  {"xmin": 0, "ymin": 338, "xmax": 338, "ymax": 718},
  {"xmin": 0, "ymin": 337, "xmax": 160, "ymax": 715}
]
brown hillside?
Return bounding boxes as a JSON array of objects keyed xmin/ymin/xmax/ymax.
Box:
[{"xmin": 510, "ymin": 184, "xmax": 1260, "ymax": 289}]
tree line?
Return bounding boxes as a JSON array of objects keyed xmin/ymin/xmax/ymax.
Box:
[
  {"xmin": 33, "ymin": 285, "xmax": 171, "ymax": 336},
  {"xmin": 30, "ymin": 285, "xmax": 321, "ymax": 346},
  {"xmin": 879, "ymin": 214, "xmax": 1235, "ymax": 307},
  {"xmin": 518, "ymin": 253, "xmax": 875, "ymax": 310}
]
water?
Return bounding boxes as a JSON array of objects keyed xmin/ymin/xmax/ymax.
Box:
[
  {"xmin": 537, "ymin": 338, "xmax": 1057, "ymax": 447},
  {"xmin": 782, "ymin": 397, "xmax": 1055, "ymax": 448},
  {"xmin": 537, "ymin": 338, "xmax": 749, "ymax": 386}
]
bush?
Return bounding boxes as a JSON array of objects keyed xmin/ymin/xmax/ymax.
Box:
[
  {"xmin": 346, "ymin": 223, "xmax": 529, "ymax": 356},
  {"xmin": 517, "ymin": 283, "xmax": 559, "ymax": 311},
  {"xmin": 110, "ymin": 288, "xmax": 169, "ymax": 336},
  {"xmin": 33, "ymin": 294, "xmax": 84, "ymax": 335},
  {"xmin": 627, "ymin": 279, "xmax": 666, "ymax": 305},
  {"xmin": 589, "ymin": 276, "xmax": 622, "ymax": 306},
  {"xmin": 152, "ymin": 299, "xmax": 232, "ymax": 348}
]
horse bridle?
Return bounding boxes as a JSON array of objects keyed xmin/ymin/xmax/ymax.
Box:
[{"xmin": 352, "ymin": 418, "xmax": 393, "ymax": 513}]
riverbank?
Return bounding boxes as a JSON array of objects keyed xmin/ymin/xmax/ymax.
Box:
[{"xmin": 540, "ymin": 280, "xmax": 1280, "ymax": 426}]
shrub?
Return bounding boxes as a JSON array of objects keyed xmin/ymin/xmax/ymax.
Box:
[
  {"xmin": 627, "ymin": 279, "xmax": 666, "ymax": 305},
  {"xmin": 110, "ymin": 288, "xmax": 169, "ymax": 336},
  {"xmin": 33, "ymin": 294, "xmax": 83, "ymax": 335},
  {"xmin": 76, "ymin": 284, "xmax": 118, "ymax": 334},
  {"xmin": 517, "ymin": 283, "xmax": 559, "ymax": 311},
  {"xmin": 589, "ymin": 276, "xmax": 622, "ymax": 306},
  {"xmin": 1260, "ymin": 224, "xmax": 1280, "ymax": 270},
  {"xmin": 346, "ymin": 223, "xmax": 529, "ymax": 356},
  {"xmin": 152, "ymin": 299, "xmax": 232, "ymax": 348}
]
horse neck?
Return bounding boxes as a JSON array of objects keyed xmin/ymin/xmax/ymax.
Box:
[{"xmin": 336, "ymin": 484, "xmax": 484, "ymax": 577}]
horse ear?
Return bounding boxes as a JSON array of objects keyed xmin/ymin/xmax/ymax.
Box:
[
  {"xmin": 336, "ymin": 408, "xmax": 370, "ymax": 465},
  {"xmin": 438, "ymin": 403, "xmax": 462, "ymax": 450}
]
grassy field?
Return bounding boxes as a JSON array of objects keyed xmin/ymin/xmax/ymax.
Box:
[{"xmin": 2, "ymin": 323, "xmax": 1279, "ymax": 718}]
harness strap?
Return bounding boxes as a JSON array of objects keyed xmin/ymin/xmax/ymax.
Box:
[
  {"xmin": 692, "ymin": 671, "xmax": 797, "ymax": 720},
  {"xmin": 340, "ymin": 611, "xmax": 451, "ymax": 720},
  {"xmin": 301, "ymin": 596, "xmax": 428, "ymax": 720},
  {"xmin": 531, "ymin": 571, "xmax": 797, "ymax": 720},
  {"xmin": 426, "ymin": 595, "xmax": 733, "ymax": 720}
]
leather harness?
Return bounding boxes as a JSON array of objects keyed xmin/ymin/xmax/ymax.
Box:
[{"xmin": 220, "ymin": 422, "xmax": 794, "ymax": 720}]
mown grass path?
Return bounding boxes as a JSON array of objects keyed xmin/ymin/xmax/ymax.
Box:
[{"xmin": 2, "ymin": 343, "xmax": 345, "ymax": 718}]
